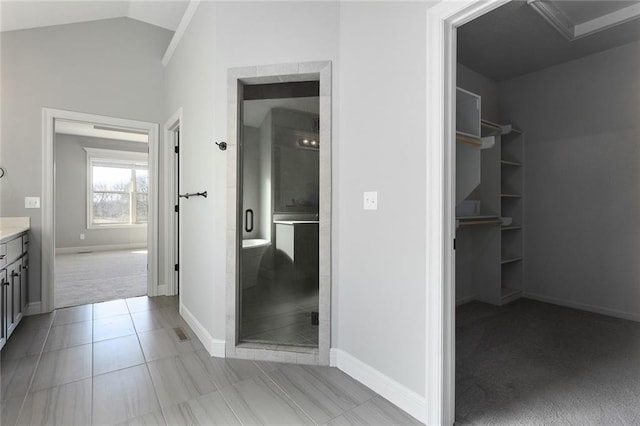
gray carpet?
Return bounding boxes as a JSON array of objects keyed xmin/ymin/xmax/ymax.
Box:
[
  {"xmin": 456, "ymin": 299, "xmax": 640, "ymax": 425},
  {"xmin": 54, "ymin": 250, "xmax": 147, "ymax": 308}
]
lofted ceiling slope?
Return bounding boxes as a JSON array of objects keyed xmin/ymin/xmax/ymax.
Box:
[{"xmin": 0, "ymin": 1, "xmax": 189, "ymax": 32}]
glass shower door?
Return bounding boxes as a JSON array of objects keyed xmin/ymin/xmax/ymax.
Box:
[{"xmin": 239, "ymin": 82, "xmax": 320, "ymax": 348}]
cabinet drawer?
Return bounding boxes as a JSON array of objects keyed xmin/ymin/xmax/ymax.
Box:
[
  {"xmin": 7, "ymin": 237, "xmax": 22, "ymax": 264},
  {"xmin": 0, "ymin": 244, "xmax": 6, "ymax": 268},
  {"xmin": 22, "ymin": 234, "xmax": 29, "ymax": 254}
]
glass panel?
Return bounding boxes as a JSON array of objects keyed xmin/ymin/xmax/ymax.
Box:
[
  {"xmin": 136, "ymin": 193, "xmax": 148, "ymax": 223},
  {"xmin": 92, "ymin": 193, "xmax": 130, "ymax": 224},
  {"xmin": 92, "ymin": 166, "xmax": 131, "ymax": 191},
  {"xmin": 136, "ymin": 168, "xmax": 149, "ymax": 192},
  {"xmin": 239, "ymin": 83, "xmax": 320, "ymax": 348}
]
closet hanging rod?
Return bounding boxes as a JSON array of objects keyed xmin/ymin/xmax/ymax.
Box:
[{"xmin": 179, "ymin": 191, "xmax": 207, "ymax": 199}]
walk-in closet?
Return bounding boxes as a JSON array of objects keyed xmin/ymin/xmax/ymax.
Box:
[{"xmin": 454, "ymin": 1, "xmax": 640, "ymax": 423}]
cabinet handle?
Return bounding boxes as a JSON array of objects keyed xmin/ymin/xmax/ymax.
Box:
[
  {"xmin": 23, "ymin": 264, "xmax": 29, "ymax": 270},
  {"xmin": 3, "ymin": 279, "xmax": 8, "ymax": 286},
  {"xmin": 11, "ymin": 271, "xmax": 19, "ymax": 279}
]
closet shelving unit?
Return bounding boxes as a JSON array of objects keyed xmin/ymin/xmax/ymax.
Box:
[
  {"xmin": 455, "ymin": 85, "xmax": 524, "ymax": 306},
  {"xmin": 455, "ymin": 88, "xmax": 500, "ymax": 228},
  {"xmin": 499, "ymin": 126, "xmax": 524, "ymax": 304}
]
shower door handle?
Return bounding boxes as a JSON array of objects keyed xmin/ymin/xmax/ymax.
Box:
[{"xmin": 245, "ymin": 209, "xmax": 254, "ymax": 233}]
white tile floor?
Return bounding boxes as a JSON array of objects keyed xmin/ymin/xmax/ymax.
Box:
[{"xmin": 1, "ymin": 296, "xmax": 421, "ymax": 426}]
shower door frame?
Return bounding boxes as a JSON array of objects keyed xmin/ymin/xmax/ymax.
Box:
[{"xmin": 225, "ymin": 61, "xmax": 332, "ymax": 365}]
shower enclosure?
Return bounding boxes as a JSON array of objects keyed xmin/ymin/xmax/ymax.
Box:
[{"xmin": 238, "ymin": 81, "xmax": 320, "ymax": 348}]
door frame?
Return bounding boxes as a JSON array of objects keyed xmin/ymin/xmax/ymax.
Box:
[
  {"xmin": 41, "ymin": 108, "xmax": 160, "ymax": 312},
  {"xmin": 225, "ymin": 61, "xmax": 332, "ymax": 365},
  {"xmin": 163, "ymin": 108, "xmax": 183, "ymax": 297},
  {"xmin": 425, "ymin": 1, "xmax": 510, "ymax": 424}
]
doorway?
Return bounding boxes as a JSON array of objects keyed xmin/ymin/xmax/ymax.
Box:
[
  {"xmin": 42, "ymin": 109, "xmax": 160, "ymax": 313},
  {"xmin": 428, "ymin": 0, "xmax": 640, "ymax": 424},
  {"xmin": 164, "ymin": 108, "xmax": 182, "ymax": 298},
  {"xmin": 225, "ymin": 61, "xmax": 332, "ymax": 365},
  {"xmin": 53, "ymin": 119, "xmax": 150, "ymax": 308}
]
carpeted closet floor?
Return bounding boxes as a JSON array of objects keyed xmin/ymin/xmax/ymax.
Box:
[{"xmin": 456, "ymin": 299, "xmax": 640, "ymax": 425}]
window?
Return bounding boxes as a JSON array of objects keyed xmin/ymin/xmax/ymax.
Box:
[{"xmin": 85, "ymin": 148, "xmax": 149, "ymax": 228}]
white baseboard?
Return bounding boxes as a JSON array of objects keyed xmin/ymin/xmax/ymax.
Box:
[
  {"xmin": 179, "ymin": 303, "xmax": 226, "ymax": 357},
  {"xmin": 330, "ymin": 348, "xmax": 426, "ymax": 424},
  {"xmin": 524, "ymin": 292, "xmax": 640, "ymax": 322},
  {"xmin": 26, "ymin": 302, "xmax": 42, "ymax": 316},
  {"xmin": 156, "ymin": 284, "xmax": 169, "ymax": 296},
  {"xmin": 55, "ymin": 243, "xmax": 147, "ymax": 255}
]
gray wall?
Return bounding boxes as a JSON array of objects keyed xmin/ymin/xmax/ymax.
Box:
[
  {"xmin": 55, "ymin": 134, "xmax": 148, "ymax": 250},
  {"xmin": 456, "ymin": 64, "xmax": 502, "ymax": 304},
  {"xmin": 458, "ymin": 63, "xmax": 501, "ymax": 123},
  {"xmin": 241, "ymin": 126, "xmax": 261, "ymax": 240},
  {"xmin": 0, "ymin": 18, "xmax": 171, "ymax": 302},
  {"xmin": 165, "ymin": 1, "xmax": 431, "ymax": 396},
  {"xmin": 499, "ymin": 40, "xmax": 640, "ymax": 319}
]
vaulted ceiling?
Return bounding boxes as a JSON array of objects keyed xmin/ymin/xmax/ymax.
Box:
[{"xmin": 0, "ymin": 1, "xmax": 189, "ymax": 32}]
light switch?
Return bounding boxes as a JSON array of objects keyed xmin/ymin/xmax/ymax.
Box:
[
  {"xmin": 363, "ymin": 191, "xmax": 378, "ymax": 210},
  {"xmin": 25, "ymin": 197, "xmax": 40, "ymax": 209}
]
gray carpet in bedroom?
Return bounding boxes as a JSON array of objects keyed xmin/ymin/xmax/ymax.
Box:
[
  {"xmin": 55, "ymin": 249, "xmax": 147, "ymax": 308},
  {"xmin": 456, "ymin": 299, "xmax": 640, "ymax": 425}
]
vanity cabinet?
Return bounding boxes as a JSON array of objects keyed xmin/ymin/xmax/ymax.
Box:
[
  {"xmin": 275, "ymin": 221, "xmax": 319, "ymax": 288},
  {"xmin": 0, "ymin": 231, "xmax": 29, "ymax": 351}
]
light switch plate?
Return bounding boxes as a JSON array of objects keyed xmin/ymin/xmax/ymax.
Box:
[
  {"xmin": 363, "ymin": 191, "xmax": 378, "ymax": 210},
  {"xmin": 25, "ymin": 197, "xmax": 40, "ymax": 209}
]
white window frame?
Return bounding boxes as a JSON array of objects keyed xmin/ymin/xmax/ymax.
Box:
[{"xmin": 84, "ymin": 147, "xmax": 149, "ymax": 229}]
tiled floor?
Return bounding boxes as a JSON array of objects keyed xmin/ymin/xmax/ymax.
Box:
[
  {"xmin": 55, "ymin": 250, "xmax": 147, "ymax": 308},
  {"xmin": 241, "ymin": 285, "xmax": 318, "ymax": 347},
  {"xmin": 1, "ymin": 296, "xmax": 420, "ymax": 426}
]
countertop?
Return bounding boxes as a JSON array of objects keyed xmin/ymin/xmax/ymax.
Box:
[{"xmin": 0, "ymin": 217, "xmax": 30, "ymax": 243}]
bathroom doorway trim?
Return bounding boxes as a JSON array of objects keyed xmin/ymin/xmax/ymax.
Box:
[
  {"xmin": 425, "ymin": 1, "xmax": 510, "ymax": 424},
  {"xmin": 225, "ymin": 61, "xmax": 332, "ymax": 365},
  {"xmin": 41, "ymin": 108, "xmax": 160, "ymax": 313}
]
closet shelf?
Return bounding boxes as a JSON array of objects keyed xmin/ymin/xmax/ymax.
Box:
[
  {"xmin": 501, "ymin": 225, "xmax": 522, "ymax": 231},
  {"xmin": 456, "ymin": 132, "xmax": 482, "ymax": 146},
  {"xmin": 501, "ymin": 193, "xmax": 521, "ymax": 198},
  {"xmin": 501, "ymin": 160, "xmax": 521, "ymax": 167},
  {"xmin": 457, "ymin": 215, "xmax": 499, "ymax": 220},
  {"xmin": 501, "ymin": 256, "xmax": 522, "ymax": 265},
  {"xmin": 457, "ymin": 217, "xmax": 502, "ymax": 227},
  {"xmin": 481, "ymin": 120, "xmax": 511, "ymax": 136}
]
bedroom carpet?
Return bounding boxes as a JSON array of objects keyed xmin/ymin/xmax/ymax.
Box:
[{"xmin": 54, "ymin": 249, "xmax": 147, "ymax": 308}]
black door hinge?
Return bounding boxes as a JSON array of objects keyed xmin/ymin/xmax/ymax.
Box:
[
  {"xmin": 311, "ymin": 312, "xmax": 319, "ymax": 326},
  {"xmin": 174, "ymin": 205, "xmax": 179, "ymax": 213},
  {"xmin": 453, "ymin": 238, "xmax": 456, "ymax": 250},
  {"xmin": 174, "ymin": 146, "xmax": 179, "ymax": 154},
  {"xmin": 174, "ymin": 264, "xmax": 179, "ymax": 272}
]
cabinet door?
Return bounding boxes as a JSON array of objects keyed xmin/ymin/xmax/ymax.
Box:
[
  {"xmin": 0, "ymin": 269, "xmax": 6, "ymax": 349},
  {"xmin": 6, "ymin": 261, "xmax": 17, "ymax": 337},
  {"xmin": 20, "ymin": 256, "xmax": 28, "ymax": 314}
]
